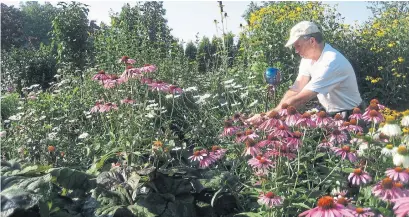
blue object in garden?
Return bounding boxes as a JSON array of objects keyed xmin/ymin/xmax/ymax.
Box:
[{"xmin": 264, "ymin": 67, "xmax": 281, "ymax": 86}]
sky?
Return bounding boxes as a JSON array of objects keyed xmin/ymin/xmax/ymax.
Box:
[{"xmin": 3, "ymin": 1, "xmax": 373, "ymax": 43}]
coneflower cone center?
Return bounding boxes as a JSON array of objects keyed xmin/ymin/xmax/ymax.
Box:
[
  {"xmin": 334, "ymin": 114, "xmax": 343, "ymax": 120},
  {"xmin": 193, "ymin": 151, "xmax": 200, "ymax": 156},
  {"xmin": 369, "ymin": 110, "xmax": 378, "ymax": 117},
  {"xmin": 317, "ymin": 196, "xmax": 336, "ymax": 209},
  {"xmin": 382, "ymin": 178, "xmax": 393, "ymax": 189},
  {"xmin": 355, "ymin": 208, "xmax": 364, "ymax": 214},
  {"xmin": 342, "ymin": 146, "xmax": 351, "ymax": 152},
  {"xmin": 287, "ymin": 106, "xmax": 297, "ymax": 115},
  {"xmin": 353, "ymin": 168, "xmax": 362, "ymax": 175},
  {"xmin": 353, "ymin": 108, "xmax": 361, "ymax": 114},
  {"xmin": 265, "ymin": 192, "xmax": 275, "ymax": 198},
  {"xmin": 317, "ymin": 111, "xmax": 327, "ymax": 118},
  {"xmin": 302, "ymin": 112, "xmax": 311, "ymax": 118},
  {"xmin": 395, "ymin": 167, "xmax": 404, "ymax": 172},
  {"xmin": 397, "ymin": 146, "xmax": 408, "ymax": 155},
  {"xmin": 336, "ymin": 197, "xmax": 348, "ymax": 206}
]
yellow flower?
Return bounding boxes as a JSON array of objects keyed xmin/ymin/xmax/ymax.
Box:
[
  {"xmin": 378, "ymin": 66, "xmax": 384, "ymax": 71},
  {"xmin": 398, "ymin": 57, "xmax": 405, "ymax": 63},
  {"xmin": 388, "ymin": 42, "xmax": 395, "ymax": 47},
  {"xmin": 296, "ymin": 7, "xmax": 302, "ymax": 12},
  {"xmin": 376, "ymin": 30, "xmax": 385, "ymax": 37}
]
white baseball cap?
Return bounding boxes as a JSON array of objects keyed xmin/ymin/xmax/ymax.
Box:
[{"xmin": 285, "ymin": 21, "xmax": 320, "ymax": 47}]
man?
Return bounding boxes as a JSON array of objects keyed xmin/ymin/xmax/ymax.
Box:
[{"xmin": 267, "ymin": 21, "xmax": 362, "ymax": 118}]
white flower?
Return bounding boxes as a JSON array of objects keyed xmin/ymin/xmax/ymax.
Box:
[
  {"xmin": 9, "ymin": 114, "xmax": 22, "ymax": 121},
  {"xmin": 165, "ymin": 94, "xmax": 174, "ymax": 99},
  {"xmin": 249, "ymin": 100, "xmax": 259, "ymax": 107},
  {"xmin": 381, "ymin": 145, "xmax": 395, "ymax": 156},
  {"xmin": 223, "ymin": 79, "xmax": 234, "ymax": 84},
  {"xmin": 380, "ymin": 123, "xmax": 402, "ymax": 137},
  {"xmin": 0, "ymin": 131, "xmax": 6, "ymax": 137},
  {"xmin": 233, "ymin": 84, "xmax": 243, "ymax": 89},
  {"xmin": 393, "ymin": 153, "xmax": 409, "ymax": 167},
  {"xmin": 78, "ymin": 133, "xmax": 89, "ymax": 139},
  {"xmin": 393, "ymin": 146, "xmax": 409, "ymax": 167},
  {"xmin": 195, "ymin": 94, "xmax": 211, "ymax": 104},
  {"xmin": 147, "ymin": 100, "xmax": 156, "ymax": 103},
  {"xmin": 145, "ymin": 111, "xmax": 155, "ymax": 118},
  {"xmin": 231, "ymin": 102, "xmax": 241, "ymax": 107},
  {"xmin": 240, "ymin": 91, "xmax": 248, "ymax": 99},
  {"xmin": 402, "ymin": 116, "xmax": 409, "ymax": 127},
  {"xmin": 48, "ymin": 132, "xmax": 58, "ymax": 140},
  {"xmin": 357, "ymin": 142, "xmax": 368, "ymax": 156},
  {"xmin": 184, "ymin": 86, "xmax": 198, "ymax": 92}
]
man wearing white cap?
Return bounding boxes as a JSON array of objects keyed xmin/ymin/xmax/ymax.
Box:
[{"xmin": 268, "ymin": 21, "xmax": 362, "ymax": 118}]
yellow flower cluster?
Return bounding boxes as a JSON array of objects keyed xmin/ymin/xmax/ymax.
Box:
[
  {"xmin": 365, "ymin": 76, "xmax": 382, "ymax": 84},
  {"xmin": 248, "ymin": 2, "xmax": 325, "ymax": 29}
]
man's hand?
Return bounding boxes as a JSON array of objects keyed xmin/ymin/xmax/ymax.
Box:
[
  {"xmin": 245, "ymin": 113, "xmax": 266, "ymax": 126},
  {"xmin": 265, "ymin": 108, "xmax": 279, "ymax": 117}
]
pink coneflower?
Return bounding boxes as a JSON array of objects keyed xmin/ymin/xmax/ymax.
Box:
[
  {"xmin": 286, "ymin": 131, "xmax": 303, "ymax": 149},
  {"xmin": 236, "ymin": 129, "xmax": 259, "ymax": 143},
  {"xmin": 299, "ymin": 196, "xmax": 354, "ymax": 217},
  {"xmin": 370, "ymin": 99, "xmax": 385, "ymax": 110},
  {"xmin": 386, "ymin": 167, "xmax": 409, "ymax": 183},
  {"xmin": 118, "ymin": 56, "xmax": 136, "ymax": 64},
  {"xmin": 248, "ymin": 155, "xmax": 275, "ymax": 171},
  {"xmin": 140, "ymin": 77, "xmax": 153, "ymax": 84},
  {"xmin": 209, "ymin": 146, "xmax": 227, "ymax": 160},
  {"xmin": 219, "ymin": 119, "xmax": 240, "ymax": 137},
  {"xmin": 120, "ymin": 97, "xmax": 136, "ymax": 104},
  {"xmin": 258, "ymin": 111, "xmax": 280, "ymax": 132},
  {"xmin": 332, "ymin": 145, "xmax": 357, "ymax": 162},
  {"xmin": 285, "ymin": 106, "xmax": 301, "ymax": 127},
  {"xmin": 344, "ymin": 119, "xmax": 363, "ymax": 133},
  {"xmin": 348, "ymin": 168, "xmax": 372, "ymax": 186},
  {"xmin": 271, "ymin": 123, "xmax": 292, "ymax": 138},
  {"xmin": 334, "ymin": 195, "xmax": 355, "ymax": 210},
  {"xmin": 92, "ymin": 70, "xmax": 111, "ymax": 81},
  {"xmin": 90, "ymin": 100, "xmax": 104, "ymax": 113},
  {"xmin": 138, "ymin": 64, "xmax": 157, "ymax": 73},
  {"xmin": 243, "ymin": 139, "xmax": 261, "ymax": 156},
  {"xmin": 257, "ymin": 192, "xmax": 283, "ymax": 208},
  {"xmin": 120, "ymin": 66, "xmax": 142, "ymax": 81},
  {"xmin": 199, "ymin": 150, "xmax": 216, "ymax": 168},
  {"xmin": 99, "ymin": 102, "xmax": 119, "ymax": 113},
  {"xmin": 349, "ymin": 107, "xmax": 363, "ymax": 120},
  {"xmin": 333, "ymin": 114, "xmax": 345, "ymax": 127},
  {"xmin": 329, "ymin": 129, "xmax": 348, "ymax": 144},
  {"xmin": 392, "ymin": 197, "xmax": 409, "ymax": 217},
  {"xmin": 279, "ymin": 103, "xmax": 289, "ymax": 116},
  {"xmin": 101, "ymin": 75, "xmax": 125, "ymax": 89},
  {"xmin": 257, "ymin": 134, "xmax": 279, "ymax": 148},
  {"xmin": 111, "ymin": 162, "xmax": 121, "ymax": 168},
  {"xmin": 296, "ymin": 112, "xmax": 316, "ymax": 128},
  {"xmin": 364, "ymin": 102, "xmax": 380, "ymax": 112},
  {"xmin": 352, "ymin": 207, "xmax": 375, "ymax": 217},
  {"xmin": 188, "ymin": 149, "xmax": 207, "ymax": 162},
  {"xmin": 315, "ymin": 111, "xmax": 333, "ymax": 127},
  {"xmin": 372, "ymin": 177, "xmax": 408, "ymax": 201},
  {"xmin": 265, "ymin": 145, "xmax": 296, "ymax": 160},
  {"xmin": 168, "ymin": 85, "xmax": 183, "ymax": 94},
  {"xmin": 147, "ymin": 80, "xmax": 170, "ymax": 92},
  {"xmin": 362, "ymin": 109, "xmax": 384, "ymax": 124},
  {"xmin": 317, "ymin": 138, "xmax": 333, "ymax": 148}
]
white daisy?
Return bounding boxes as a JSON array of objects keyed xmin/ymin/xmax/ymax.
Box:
[
  {"xmin": 381, "ymin": 144, "xmax": 395, "ymax": 156},
  {"xmin": 78, "ymin": 133, "xmax": 89, "ymax": 139}
]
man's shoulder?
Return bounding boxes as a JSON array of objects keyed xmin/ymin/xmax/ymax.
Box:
[{"xmin": 320, "ymin": 44, "xmax": 351, "ymax": 67}]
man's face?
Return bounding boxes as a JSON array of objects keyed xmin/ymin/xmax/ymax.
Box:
[{"xmin": 293, "ymin": 36, "xmax": 314, "ymax": 59}]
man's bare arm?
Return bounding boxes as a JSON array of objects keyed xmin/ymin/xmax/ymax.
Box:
[{"xmin": 272, "ymin": 75, "xmax": 311, "ymax": 111}]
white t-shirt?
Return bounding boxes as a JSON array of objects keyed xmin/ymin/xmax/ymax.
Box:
[{"xmin": 298, "ymin": 43, "xmax": 362, "ymax": 113}]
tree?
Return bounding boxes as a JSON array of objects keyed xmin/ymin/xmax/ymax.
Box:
[
  {"xmin": 196, "ymin": 36, "xmax": 212, "ymax": 72},
  {"xmin": 52, "ymin": 2, "xmax": 90, "ymax": 72},
  {"xmin": 184, "ymin": 41, "xmax": 197, "ymax": 62},
  {"xmin": 20, "ymin": 1, "xmax": 59, "ymax": 48},
  {"xmin": 1, "ymin": 3, "xmax": 24, "ymax": 50}
]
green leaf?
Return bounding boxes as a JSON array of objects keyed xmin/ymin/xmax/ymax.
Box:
[
  {"xmin": 49, "ymin": 168, "xmax": 96, "ymax": 191},
  {"xmin": 0, "ymin": 188, "xmax": 43, "ymax": 217},
  {"xmin": 342, "ymin": 168, "xmax": 355, "ymax": 173},
  {"xmin": 234, "ymin": 212, "xmax": 263, "ymax": 217},
  {"xmin": 292, "ymin": 203, "xmax": 311, "ymax": 209}
]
